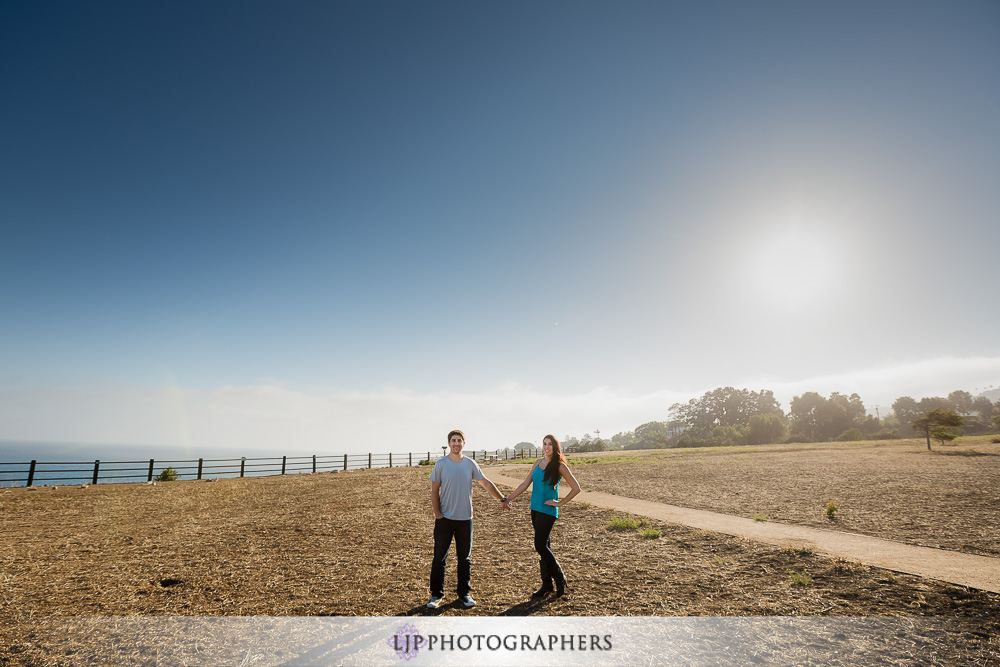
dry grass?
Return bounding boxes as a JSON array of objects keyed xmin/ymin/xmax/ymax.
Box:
[{"xmin": 0, "ymin": 441, "xmax": 998, "ymax": 664}]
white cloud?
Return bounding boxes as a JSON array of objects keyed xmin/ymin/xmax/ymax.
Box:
[{"xmin": 1, "ymin": 356, "xmax": 997, "ymax": 456}]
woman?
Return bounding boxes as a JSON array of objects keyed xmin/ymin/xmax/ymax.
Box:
[{"xmin": 507, "ymin": 435, "xmax": 582, "ymax": 597}]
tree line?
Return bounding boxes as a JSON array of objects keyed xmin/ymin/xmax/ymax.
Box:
[{"xmin": 523, "ymin": 387, "xmax": 1000, "ymax": 452}]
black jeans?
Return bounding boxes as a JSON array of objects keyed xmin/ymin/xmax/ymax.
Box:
[
  {"xmin": 531, "ymin": 510, "xmax": 560, "ymax": 572},
  {"xmin": 430, "ymin": 518, "xmax": 473, "ymax": 597}
]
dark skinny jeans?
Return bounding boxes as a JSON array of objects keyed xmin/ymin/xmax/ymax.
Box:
[
  {"xmin": 531, "ymin": 509, "xmax": 560, "ymax": 574},
  {"xmin": 430, "ymin": 517, "xmax": 473, "ymax": 597}
]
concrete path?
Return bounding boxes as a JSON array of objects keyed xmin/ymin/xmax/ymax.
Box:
[{"xmin": 485, "ymin": 470, "xmax": 1000, "ymax": 594}]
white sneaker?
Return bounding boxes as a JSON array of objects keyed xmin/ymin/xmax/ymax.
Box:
[
  {"xmin": 459, "ymin": 594, "xmax": 476, "ymax": 608},
  {"xmin": 426, "ymin": 595, "xmax": 444, "ymax": 609}
]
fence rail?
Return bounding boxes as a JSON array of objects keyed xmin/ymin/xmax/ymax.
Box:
[{"xmin": 0, "ymin": 448, "xmax": 542, "ymax": 488}]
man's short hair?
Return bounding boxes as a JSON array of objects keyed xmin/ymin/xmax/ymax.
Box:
[{"xmin": 447, "ymin": 430, "xmax": 465, "ymax": 443}]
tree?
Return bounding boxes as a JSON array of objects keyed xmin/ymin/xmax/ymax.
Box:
[
  {"xmin": 918, "ymin": 396, "xmax": 955, "ymax": 413},
  {"xmin": 513, "ymin": 441, "xmax": 535, "ymax": 451},
  {"xmin": 930, "ymin": 427, "xmax": 958, "ymax": 447},
  {"xmin": 891, "ymin": 397, "xmax": 921, "ymax": 436},
  {"xmin": 711, "ymin": 424, "xmax": 746, "ymax": 446},
  {"xmin": 610, "ymin": 431, "xmax": 635, "ymax": 450},
  {"xmin": 788, "ymin": 392, "xmax": 875, "ymax": 442},
  {"xmin": 948, "ymin": 390, "xmax": 974, "ymax": 415},
  {"xmin": 632, "ymin": 421, "xmax": 674, "ymax": 449},
  {"xmin": 911, "ymin": 409, "xmax": 964, "ymax": 451},
  {"xmin": 972, "ymin": 396, "xmax": 994, "ymax": 423},
  {"xmin": 578, "ymin": 437, "xmax": 609, "ymax": 452},
  {"xmin": 747, "ymin": 413, "xmax": 786, "ymax": 445},
  {"xmin": 788, "ymin": 392, "xmax": 824, "ymax": 441},
  {"xmin": 670, "ymin": 387, "xmax": 783, "ymax": 431}
]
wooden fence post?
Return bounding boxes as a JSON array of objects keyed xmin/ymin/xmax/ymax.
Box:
[
  {"xmin": 409, "ymin": 452, "xmax": 412, "ymax": 467},
  {"xmin": 368, "ymin": 453, "xmax": 372, "ymax": 469},
  {"xmin": 389, "ymin": 453, "xmax": 392, "ymax": 468},
  {"xmin": 92, "ymin": 460, "xmax": 100, "ymax": 485},
  {"xmin": 240, "ymin": 457, "xmax": 246, "ymax": 478},
  {"xmin": 27, "ymin": 460, "xmax": 36, "ymax": 487},
  {"xmin": 147, "ymin": 459, "xmax": 154, "ymax": 482},
  {"xmin": 282, "ymin": 456, "xmax": 287, "ymax": 475},
  {"xmin": 313, "ymin": 455, "xmax": 317, "ymax": 474},
  {"xmin": 197, "ymin": 458, "xmax": 203, "ymax": 480},
  {"xmin": 343, "ymin": 454, "xmax": 347, "ymax": 471}
]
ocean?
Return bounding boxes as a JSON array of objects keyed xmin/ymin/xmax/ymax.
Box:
[{"xmin": 0, "ymin": 440, "xmax": 444, "ymax": 487}]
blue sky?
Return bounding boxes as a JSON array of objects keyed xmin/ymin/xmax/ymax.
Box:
[{"xmin": 2, "ymin": 1, "xmax": 998, "ymax": 454}]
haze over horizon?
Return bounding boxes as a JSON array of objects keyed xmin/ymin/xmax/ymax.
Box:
[{"xmin": 2, "ymin": 1, "xmax": 998, "ymax": 454}]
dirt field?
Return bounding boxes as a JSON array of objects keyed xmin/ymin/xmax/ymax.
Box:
[
  {"xmin": 1, "ymin": 438, "xmax": 998, "ymax": 664},
  {"xmin": 548, "ymin": 437, "xmax": 1000, "ymax": 558}
]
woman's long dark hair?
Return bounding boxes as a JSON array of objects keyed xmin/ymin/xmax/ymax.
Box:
[{"xmin": 542, "ymin": 434, "xmax": 566, "ymax": 487}]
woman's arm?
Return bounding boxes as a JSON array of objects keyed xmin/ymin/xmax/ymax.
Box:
[
  {"xmin": 506, "ymin": 460, "xmax": 539, "ymax": 501},
  {"xmin": 545, "ymin": 463, "xmax": 582, "ymax": 507}
]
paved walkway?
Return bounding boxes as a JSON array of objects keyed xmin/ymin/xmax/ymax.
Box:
[{"xmin": 485, "ymin": 470, "xmax": 1000, "ymax": 594}]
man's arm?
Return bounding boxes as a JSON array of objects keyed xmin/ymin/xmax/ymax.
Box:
[
  {"xmin": 431, "ymin": 480, "xmax": 444, "ymax": 519},
  {"xmin": 478, "ymin": 477, "xmax": 511, "ymax": 510}
]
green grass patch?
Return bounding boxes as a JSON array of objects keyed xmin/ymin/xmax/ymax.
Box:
[
  {"xmin": 752, "ymin": 513, "xmax": 768, "ymax": 522},
  {"xmin": 789, "ymin": 570, "xmax": 812, "ymax": 587},
  {"xmin": 608, "ymin": 516, "xmax": 647, "ymax": 531},
  {"xmin": 639, "ymin": 527, "xmax": 661, "ymax": 539}
]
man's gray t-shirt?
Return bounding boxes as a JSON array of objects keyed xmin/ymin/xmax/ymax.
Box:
[{"xmin": 430, "ymin": 456, "xmax": 485, "ymax": 521}]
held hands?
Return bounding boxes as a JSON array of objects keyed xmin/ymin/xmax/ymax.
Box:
[{"xmin": 500, "ymin": 497, "xmax": 512, "ymax": 512}]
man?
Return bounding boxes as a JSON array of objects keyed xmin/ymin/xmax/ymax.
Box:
[{"xmin": 428, "ymin": 429, "xmax": 510, "ymax": 609}]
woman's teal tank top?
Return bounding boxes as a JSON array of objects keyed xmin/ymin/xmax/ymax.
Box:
[{"xmin": 530, "ymin": 461, "xmax": 559, "ymax": 517}]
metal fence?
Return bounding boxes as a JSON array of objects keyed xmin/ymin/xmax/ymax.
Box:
[{"xmin": 0, "ymin": 448, "xmax": 543, "ymax": 488}]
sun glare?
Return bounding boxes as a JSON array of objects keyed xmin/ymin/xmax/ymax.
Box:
[{"xmin": 746, "ymin": 226, "xmax": 839, "ymax": 308}]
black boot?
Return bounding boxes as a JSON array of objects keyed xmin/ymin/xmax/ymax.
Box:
[
  {"xmin": 532, "ymin": 560, "xmax": 553, "ymax": 597},
  {"xmin": 552, "ymin": 564, "xmax": 567, "ymax": 597}
]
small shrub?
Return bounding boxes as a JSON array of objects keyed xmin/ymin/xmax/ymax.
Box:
[
  {"xmin": 713, "ymin": 555, "xmax": 729, "ymax": 566},
  {"xmin": 608, "ymin": 516, "xmax": 646, "ymax": 531},
  {"xmin": 579, "ymin": 501, "xmax": 592, "ymax": 509},
  {"xmin": 825, "ymin": 500, "xmax": 839, "ymax": 520},
  {"xmin": 752, "ymin": 513, "xmax": 768, "ymax": 522},
  {"xmin": 155, "ymin": 467, "xmax": 180, "ymax": 482},
  {"xmin": 418, "ymin": 459, "xmax": 434, "ymax": 466},
  {"xmin": 793, "ymin": 546, "xmax": 814, "ymax": 556},
  {"xmin": 789, "ymin": 570, "xmax": 812, "ymax": 587},
  {"xmin": 931, "ymin": 427, "xmax": 958, "ymax": 447},
  {"xmin": 639, "ymin": 527, "xmax": 661, "ymax": 539},
  {"xmin": 836, "ymin": 428, "xmax": 863, "ymax": 442}
]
